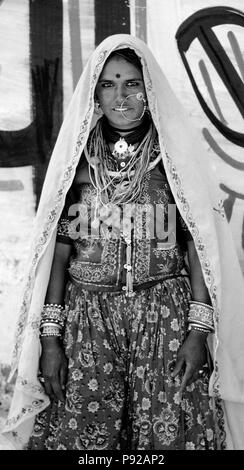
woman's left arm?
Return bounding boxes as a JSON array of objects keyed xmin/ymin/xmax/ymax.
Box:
[{"xmin": 171, "ymin": 240, "xmax": 211, "ymax": 393}]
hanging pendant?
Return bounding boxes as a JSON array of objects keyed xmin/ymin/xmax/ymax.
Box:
[
  {"xmin": 112, "ymin": 138, "xmax": 135, "ymax": 159},
  {"xmin": 114, "ymin": 138, "xmax": 128, "ymax": 154}
]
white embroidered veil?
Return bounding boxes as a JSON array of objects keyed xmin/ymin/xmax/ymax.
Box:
[{"xmin": 2, "ymin": 34, "xmax": 244, "ymax": 450}]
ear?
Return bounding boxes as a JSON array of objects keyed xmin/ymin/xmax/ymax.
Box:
[{"xmin": 93, "ymin": 83, "xmax": 99, "ymax": 103}]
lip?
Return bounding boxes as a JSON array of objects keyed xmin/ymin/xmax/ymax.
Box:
[{"xmin": 113, "ymin": 107, "xmax": 131, "ymax": 112}]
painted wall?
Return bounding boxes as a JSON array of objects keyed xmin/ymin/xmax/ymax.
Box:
[{"xmin": 146, "ymin": 0, "xmax": 244, "ymax": 274}]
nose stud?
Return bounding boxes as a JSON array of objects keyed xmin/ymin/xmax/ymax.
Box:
[{"xmin": 136, "ymin": 92, "xmax": 144, "ymax": 101}]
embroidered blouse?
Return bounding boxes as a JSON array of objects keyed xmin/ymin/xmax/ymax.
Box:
[{"xmin": 57, "ymin": 159, "xmax": 192, "ymax": 293}]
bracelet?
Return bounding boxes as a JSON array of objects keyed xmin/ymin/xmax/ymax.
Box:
[
  {"xmin": 40, "ymin": 325, "xmax": 62, "ymax": 337},
  {"xmin": 188, "ymin": 300, "xmax": 214, "ymax": 332},
  {"xmin": 40, "ymin": 303, "xmax": 65, "ymax": 330},
  {"xmin": 188, "ymin": 324, "xmax": 211, "ymax": 334},
  {"xmin": 188, "ymin": 321, "xmax": 211, "ymax": 331},
  {"xmin": 40, "ymin": 322, "xmax": 63, "ymax": 330},
  {"xmin": 188, "ymin": 320, "xmax": 214, "ymax": 332},
  {"xmin": 40, "ymin": 333, "xmax": 62, "ymax": 337},
  {"xmin": 45, "ymin": 303, "xmax": 64, "ymax": 308}
]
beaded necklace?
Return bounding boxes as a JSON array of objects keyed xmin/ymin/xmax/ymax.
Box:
[
  {"xmin": 84, "ymin": 117, "xmax": 161, "ymax": 206},
  {"xmin": 83, "ymin": 117, "xmax": 161, "ymax": 297}
]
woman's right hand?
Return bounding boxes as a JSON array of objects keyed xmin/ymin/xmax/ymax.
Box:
[{"xmin": 40, "ymin": 337, "xmax": 68, "ymax": 402}]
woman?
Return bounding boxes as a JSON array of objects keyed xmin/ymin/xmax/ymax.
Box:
[{"xmin": 2, "ymin": 34, "xmax": 244, "ymax": 450}]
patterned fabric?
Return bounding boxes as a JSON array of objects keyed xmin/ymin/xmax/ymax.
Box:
[
  {"xmin": 28, "ymin": 278, "xmax": 217, "ymax": 450},
  {"xmin": 57, "ymin": 218, "xmax": 73, "ymax": 245},
  {"xmin": 56, "ymin": 154, "xmax": 191, "ymax": 292},
  {"xmin": 56, "ymin": 189, "xmax": 77, "ymax": 245},
  {"xmin": 5, "ymin": 34, "xmax": 244, "ymax": 451},
  {"xmin": 26, "ymin": 149, "xmax": 218, "ymax": 450},
  {"xmin": 25, "ymin": 123, "xmax": 219, "ymax": 450}
]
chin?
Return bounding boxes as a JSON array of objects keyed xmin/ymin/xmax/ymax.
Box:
[
  {"xmin": 108, "ymin": 117, "xmax": 129, "ymax": 127},
  {"xmin": 107, "ymin": 113, "xmax": 140, "ymax": 127}
]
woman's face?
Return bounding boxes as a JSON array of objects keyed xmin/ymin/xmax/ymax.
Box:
[{"xmin": 95, "ymin": 56, "xmax": 146, "ymax": 129}]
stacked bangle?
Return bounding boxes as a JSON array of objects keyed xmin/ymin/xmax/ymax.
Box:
[
  {"xmin": 188, "ymin": 325, "xmax": 210, "ymax": 333},
  {"xmin": 40, "ymin": 303, "xmax": 65, "ymax": 337},
  {"xmin": 41, "ymin": 325, "xmax": 62, "ymax": 337},
  {"xmin": 188, "ymin": 300, "xmax": 214, "ymax": 334}
]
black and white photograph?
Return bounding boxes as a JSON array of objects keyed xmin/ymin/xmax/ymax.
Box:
[{"xmin": 0, "ymin": 0, "xmax": 244, "ymax": 458}]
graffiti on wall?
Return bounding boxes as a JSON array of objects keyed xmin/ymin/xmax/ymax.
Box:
[
  {"xmin": 0, "ymin": 0, "xmax": 131, "ymax": 207},
  {"xmin": 176, "ymin": 6, "xmax": 244, "ymax": 252}
]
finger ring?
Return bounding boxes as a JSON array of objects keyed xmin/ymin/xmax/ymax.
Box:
[{"xmin": 39, "ymin": 377, "xmax": 45, "ymax": 383}]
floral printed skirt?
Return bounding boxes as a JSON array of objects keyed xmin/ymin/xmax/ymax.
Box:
[{"xmin": 28, "ymin": 276, "xmax": 218, "ymax": 450}]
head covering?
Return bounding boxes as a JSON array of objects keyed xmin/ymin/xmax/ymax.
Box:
[
  {"xmin": 107, "ymin": 47, "xmax": 143, "ymax": 72},
  {"xmin": 2, "ymin": 34, "xmax": 244, "ymax": 450}
]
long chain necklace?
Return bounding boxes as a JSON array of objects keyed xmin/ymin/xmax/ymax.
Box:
[
  {"xmin": 84, "ymin": 119, "xmax": 160, "ymax": 206},
  {"xmin": 83, "ymin": 118, "xmax": 161, "ymax": 298}
]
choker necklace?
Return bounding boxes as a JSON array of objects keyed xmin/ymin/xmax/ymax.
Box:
[
  {"xmin": 108, "ymin": 124, "xmax": 144, "ymax": 132},
  {"xmin": 102, "ymin": 113, "xmax": 151, "ymax": 145},
  {"xmin": 101, "ymin": 114, "xmax": 151, "ymax": 160}
]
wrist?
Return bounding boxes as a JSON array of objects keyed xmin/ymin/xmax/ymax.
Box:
[
  {"xmin": 40, "ymin": 303, "xmax": 66, "ymax": 338},
  {"xmin": 41, "ymin": 336, "xmax": 61, "ymax": 348},
  {"xmin": 188, "ymin": 328, "xmax": 208, "ymax": 342},
  {"xmin": 188, "ymin": 300, "xmax": 214, "ymax": 333}
]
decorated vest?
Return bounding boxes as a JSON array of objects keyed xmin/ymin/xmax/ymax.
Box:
[{"xmin": 57, "ymin": 162, "xmax": 191, "ymax": 294}]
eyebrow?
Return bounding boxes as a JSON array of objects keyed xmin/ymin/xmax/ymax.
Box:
[{"xmin": 98, "ymin": 78, "xmax": 143, "ymax": 83}]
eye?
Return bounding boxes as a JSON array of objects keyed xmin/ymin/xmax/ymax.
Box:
[
  {"xmin": 100, "ymin": 82, "xmax": 113, "ymax": 88},
  {"xmin": 126, "ymin": 81, "xmax": 140, "ymax": 87}
]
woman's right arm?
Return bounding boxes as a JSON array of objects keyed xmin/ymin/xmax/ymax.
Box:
[{"xmin": 40, "ymin": 241, "xmax": 72, "ymax": 402}]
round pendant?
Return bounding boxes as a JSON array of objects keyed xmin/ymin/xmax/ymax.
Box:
[{"xmin": 114, "ymin": 138, "xmax": 128, "ymax": 154}]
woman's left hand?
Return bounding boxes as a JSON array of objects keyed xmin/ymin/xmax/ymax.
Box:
[{"xmin": 171, "ymin": 330, "xmax": 208, "ymax": 395}]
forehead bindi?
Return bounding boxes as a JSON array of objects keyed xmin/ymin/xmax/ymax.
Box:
[{"xmin": 100, "ymin": 57, "xmax": 142, "ymax": 81}]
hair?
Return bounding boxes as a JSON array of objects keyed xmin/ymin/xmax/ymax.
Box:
[{"xmin": 105, "ymin": 48, "xmax": 143, "ymax": 73}]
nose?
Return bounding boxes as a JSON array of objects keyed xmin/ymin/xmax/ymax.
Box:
[{"xmin": 114, "ymin": 85, "xmax": 127, "ymax": 104}]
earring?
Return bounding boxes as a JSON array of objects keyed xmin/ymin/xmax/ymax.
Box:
[{"xmin": 94, "ymin": 101, "xmax": 103, "ymax": 115}]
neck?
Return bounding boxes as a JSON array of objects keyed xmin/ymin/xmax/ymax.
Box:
[
  {"xmin": 109, "ymin": 123, "xmax": 142, "ymax": 133},
  {"xmin": 101, "ymin": 114, "xmax": 151, "ymax": 145}
]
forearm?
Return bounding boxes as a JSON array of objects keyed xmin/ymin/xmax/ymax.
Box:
[
  {"xmin": 45, "ymin": 241, "xmax": 72, "ymax": 305},
  {"xmin": 172, "ymin": 240, "xmax": 213, "ymax": 387},
  {"xmin": 41, "ymin": 242, "xmax": 72, "ymax": 346},
  {"xmin": 186, "ymin": 240, "xmax": 214, "ymax": 337},
  {"xmin": 187, "ymin": 240, "xmax": 211, "ymax": 304}
]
